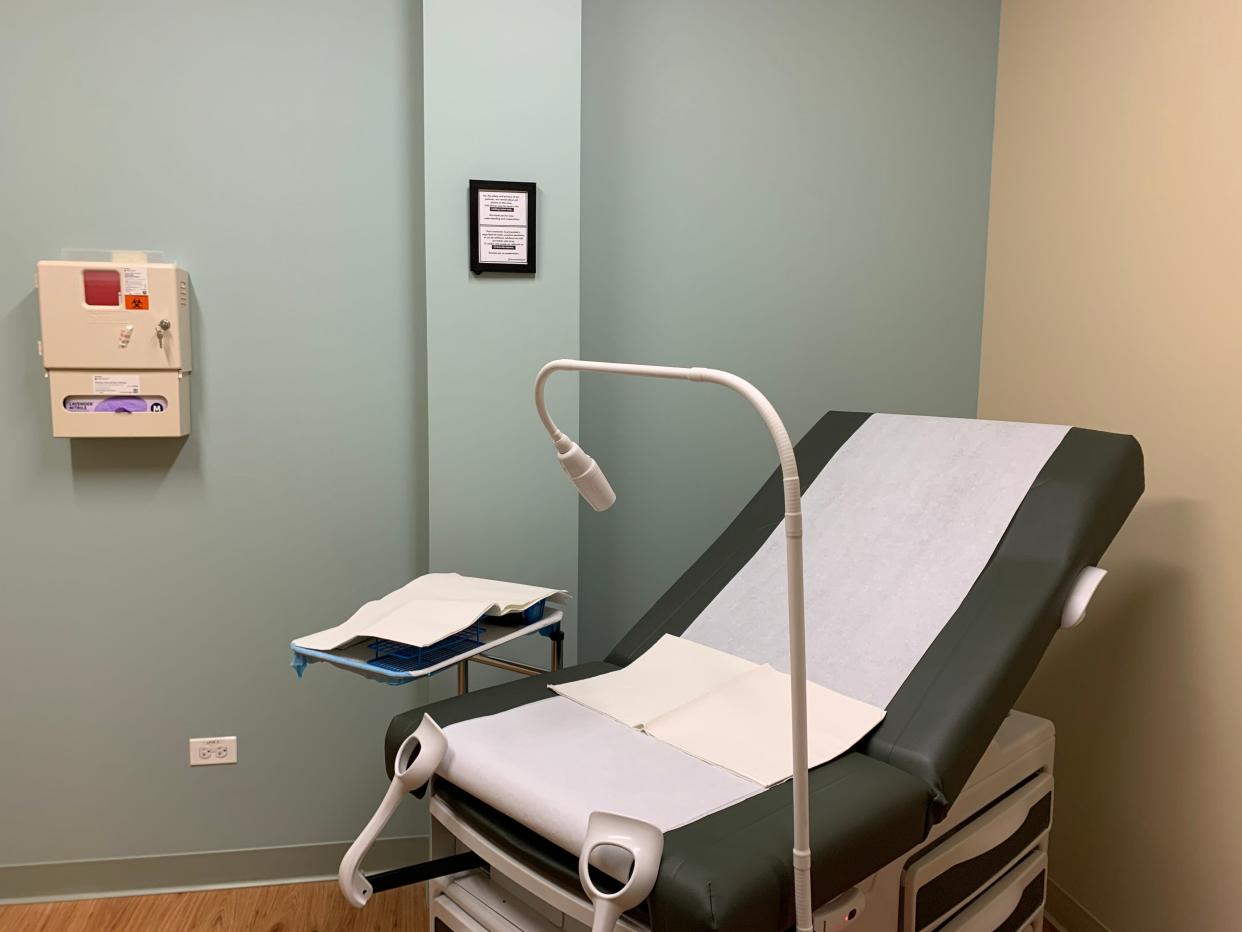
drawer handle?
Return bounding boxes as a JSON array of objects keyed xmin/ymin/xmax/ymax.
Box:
[
  {"xmin": 944, "ymin": 802, "xmax": 1032, "ymax": 867},
  {"xmin": 913, "ymin": 774, "xmax": 1052, "ymax": 885}
]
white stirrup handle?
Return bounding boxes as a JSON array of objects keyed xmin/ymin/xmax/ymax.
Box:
[
  {"xmin": 578, "ymin": 812, "xmax": 665, "ymax": 932},
  {"xmin": 338, "ymin": 715, "xmax": 447, "ymax": 908}
]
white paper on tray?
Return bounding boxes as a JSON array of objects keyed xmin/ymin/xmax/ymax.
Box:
[
  {"xmin": 440, "ymin": 697, "xmax": 764, "ymax": 864},
  {"xmin": 293, "ymin": 573, "xmax": 568, "ymax": 651},
  {"xmin": 683, "ymin": 414, "xmax": 1069, "ymax": 707},
  {"xmin": 352, "ymin": 598, "xmax": 495, "ymax": 647},
  {"xmin": 550, "ymin": 634, "xmax": 757, "ymax": 727},
  {"xmin": 293, "ymin": 600, "xmax": 384, "ymax": 651},
  {"xmin": 643, "ymin": 664, "xmax": 885, "ymax": 786},
  {"xmin": 410, "ymin": 573, "xmax": 569, "ymax": 614}
]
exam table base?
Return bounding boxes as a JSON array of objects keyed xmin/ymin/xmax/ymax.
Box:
[{"xmin": 425, "ymin": 710, "xmax": 1053, "ymax": 932}]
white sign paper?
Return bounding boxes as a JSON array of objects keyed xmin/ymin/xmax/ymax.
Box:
[{"xmin": 478, "ymin": 189, "xmax": 529, "ymax": 264}]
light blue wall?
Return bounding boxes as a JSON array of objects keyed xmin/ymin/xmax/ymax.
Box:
[
  {"xmin": 578, "ymin": 0, "xmax": 1003, "ymax": 659},
  {"xmin": 0, "ymin": 0, "xmax": 427, "ymax": 868},
  {"xmin": 423, "ymin": 0, "xmax": 582, "ymax": 676}
]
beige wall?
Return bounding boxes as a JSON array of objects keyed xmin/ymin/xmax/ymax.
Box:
[{"xmin": 979, "ymin": 2, "xmax": 1242, "ymax": 929}]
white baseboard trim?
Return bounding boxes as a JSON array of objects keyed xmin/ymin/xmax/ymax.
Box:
[
  {"xmin": 0, "ymin": 835, "xmax": 428, "ymax": 904},
  {"xmin": 1046, "ymin": 878, "xmax": 1111, "ymax": 932}
]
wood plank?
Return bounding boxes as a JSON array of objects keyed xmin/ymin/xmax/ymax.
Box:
[
  {"xmin": 0, "ymin": 881, "xmax": 426, "ymax": 932},
  {"xmin": 0, "ymin": 884, "xmax": 1069, "ymax": 932}
]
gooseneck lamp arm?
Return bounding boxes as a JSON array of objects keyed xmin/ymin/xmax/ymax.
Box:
[{"xmin": 534, "ymin": 359, "xmax": 813, "ymax": 932}]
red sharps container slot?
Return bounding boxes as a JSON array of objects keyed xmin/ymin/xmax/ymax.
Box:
[{"xmin": 83, "ymin": 269, "xmax": 121, "ymax": 306}]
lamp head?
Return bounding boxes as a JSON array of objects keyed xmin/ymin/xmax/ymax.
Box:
[{"xmin": 553, "ymin": 434, "xmax": 616, "ymax": 511}]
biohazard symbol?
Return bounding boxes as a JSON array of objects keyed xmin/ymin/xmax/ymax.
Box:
[{"xmin": 125, "ymin": 295, "xmax": 150, "ymax": 310}]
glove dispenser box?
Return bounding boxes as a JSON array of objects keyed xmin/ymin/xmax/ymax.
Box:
[{"xmin": 36, "ymin": 257, "xmax": 191, "ymax": 438}]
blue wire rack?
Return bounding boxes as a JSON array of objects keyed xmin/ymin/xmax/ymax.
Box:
[
  {"xmin": 360, "ymin": 599, "xmax": 549, "ymax": 674},
  {"xmin": 366, "ymin": 623, "xmax": 485, "ymax": 673}
]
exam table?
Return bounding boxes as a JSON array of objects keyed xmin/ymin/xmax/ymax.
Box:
[{"xmin": 371, "ymin": 410, "xmax": 1143, "ymax": 932}]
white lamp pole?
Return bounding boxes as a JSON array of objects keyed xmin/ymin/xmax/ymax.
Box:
[{"xmin": 535, "ymin": 359, "xmax": 813, "ymax": 932}]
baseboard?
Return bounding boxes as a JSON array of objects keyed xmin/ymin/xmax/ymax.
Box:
[
  {"xmin": 1046, "ymin": 878, "xmax": 1111, "ymax": 932},
  {"xmin": 0, "ymin": 834, "xmax": 428, "ymax": 904}
]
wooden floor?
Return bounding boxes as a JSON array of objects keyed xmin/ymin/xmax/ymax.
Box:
[
  {"xmin": 0, "ymin": 881, "xmax": 426, "ymax": 932},
  {"xmin": 0, "ymin": 882, "xmax": 1059, "ymax": 932}
]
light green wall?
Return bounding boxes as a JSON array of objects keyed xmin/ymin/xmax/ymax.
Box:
[
  {"xmin": 578, "ymin": 0, "xmax": 1003, "ymax": 659},
  {"xmin": 423, "ymin": 0, "xmax": 582, "ymax": 678},
  {"xmin": 0, "ymin": 0, "xmax": 1003, "ymax": 893},
  {"xmin": 0, "ymin": 0, "xmax": 427, "ymax": 870}
]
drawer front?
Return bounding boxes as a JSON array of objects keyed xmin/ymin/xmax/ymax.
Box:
[
  {"xmin": 936, "ymin": 850, "xmax": 1047, "ymax": 932},
  {"xmin": 903, "ymin": 773, "xmax": 1052, "ymax": 931},
  {"xmin": 437, "ymin": 871, "xmax": 565, "ymax": 932}
]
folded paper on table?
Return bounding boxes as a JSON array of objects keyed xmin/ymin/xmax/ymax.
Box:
[
  {"xmin": 643, "ymin": 664, "xmax": 885, "ymax": 786},
  {"xmin": 293, "ymin": 573, "xmax": 568, "ymax": 651},
  {"xmin": 550, "ymin": 635, "xmax": 884, "ymax": 786},
  {"xmin": 550, "ymin": 634, "xmax": 756, "ymax": 728}
]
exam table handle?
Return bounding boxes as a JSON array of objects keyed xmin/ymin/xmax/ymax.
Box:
[{"xmin": 338, "ymin": 716, "xmax": 447, "ymax": 908}]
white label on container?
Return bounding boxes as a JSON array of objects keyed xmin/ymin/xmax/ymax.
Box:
[
  {"xmin": 122, "ymin": 266, "xmax": 149, "ymax": 296},
  {"xmin": 92, "ymin": 374, "xmax": 141, "ymax": 395}
]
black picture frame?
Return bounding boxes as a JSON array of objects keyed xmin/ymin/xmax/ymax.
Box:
[{"xmin": 469, "ymin": 179, "xmax": 537, "ymax": 275}]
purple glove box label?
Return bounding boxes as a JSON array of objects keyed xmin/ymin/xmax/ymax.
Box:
[{"xmin": 64, "ymin": 395, "xmax": 169, "ymax": 413}]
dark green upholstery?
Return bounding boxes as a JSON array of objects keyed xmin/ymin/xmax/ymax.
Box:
[
  {"xmin": 383, "ymin": 411, "xmax": 1144, "ymax": 931},
  {"xmin": 427, "ymin": 745, "xmax": 929, "ymax": 931},
  {"xmin": 608, "ymin": 414, "xmax": 1144, "ymax": 815}
]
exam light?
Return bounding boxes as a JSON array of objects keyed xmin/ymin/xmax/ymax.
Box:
[
  {"xmin": 553, "ymin": 434, "xmax": 617, "ymax": 512},
  {"xmin": 534, "ymin": 358, "xmax": 816, "ymax": 932}
]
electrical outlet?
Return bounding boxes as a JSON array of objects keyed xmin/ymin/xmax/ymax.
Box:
[{"xmin": 189, "ymin": 736, "xmax": 237, "ymax": 766}]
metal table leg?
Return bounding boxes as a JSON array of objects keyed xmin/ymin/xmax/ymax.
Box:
[
  {"xmin": 551, "ymin": 626, "xmax": 564, "ymax": 673},
  {"xmin": 456, "ymin": 660, "xmax": 469, "ymax": 695}
]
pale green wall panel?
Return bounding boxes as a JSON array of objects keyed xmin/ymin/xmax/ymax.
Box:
[
  {"xmin": 423, "ymin": 0, "xmax": 581, "ymax": 675},
  {"xmin": 0, "ymin": 0, "xmax": 427, "ymax": 865},
  {"xmin": 578, "ymin": 0, "xmax": 1002, "ymax": 659}
]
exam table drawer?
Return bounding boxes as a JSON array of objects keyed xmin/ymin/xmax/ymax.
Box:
[
  {"xmin": 433, "ymin": 869, "xmax": 562, "ymax": 932},
  {"xmin": 934, "ymin": 850, "xmax": 1047, "ymax": 932},
  {"xmin": 901, "ymin": 773, "xmax": 1052, "ymax": 932}
]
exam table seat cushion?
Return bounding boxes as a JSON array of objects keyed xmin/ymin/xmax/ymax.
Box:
[
  {"xmin": 384, "ymin": 410, "xmax": 1143, "ymax": 931},
  {"xmin": 387, "ymin": 665, "xmax": 932, "ymax": 932}
]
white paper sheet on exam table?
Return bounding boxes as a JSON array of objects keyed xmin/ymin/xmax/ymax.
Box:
[
  {"xmin": 293, "ymin": 573, "xmax": 568, "ymax": 651},
  {"xmin": 683, "ymin": 413, "xmax": 1069, "ymax": 707},
  {"xmin": 643, "ymin": 664, "xmax": 885, "ymax": 786},
  {"xmin": 440, "ymin": 697, "xmax": 764, "ymax": 867},
  {"xmin": 549, "ymin": 635, "xmax": 885, "ymax": 786},
  {"xmin": 550, "ymin": 634, "xmax": 756, "ymax": 728}
]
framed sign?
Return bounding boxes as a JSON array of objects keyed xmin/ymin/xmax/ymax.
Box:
[{"xmin": 470, "ymin": 179, "xmax": 536, "ymax": 274}]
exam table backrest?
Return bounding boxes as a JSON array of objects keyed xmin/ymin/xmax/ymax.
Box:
[{"xmin": 607, "ymin": 411, "xmax": 1144, "ymax": 817}]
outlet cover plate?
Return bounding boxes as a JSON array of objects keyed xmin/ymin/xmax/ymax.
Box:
[{"xmin": 189, "ymin": 736, "xmax": 237, "ymax": 766}]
